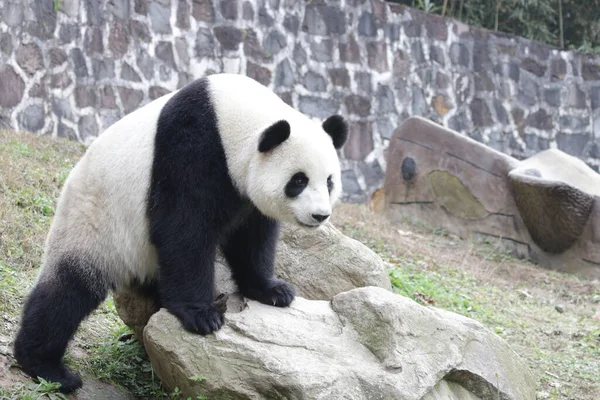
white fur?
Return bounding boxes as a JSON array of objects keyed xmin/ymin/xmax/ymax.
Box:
[
  {"xmin": 209, "ymin": 74, "xmax": 343, "ymax": 226},
  {"xmin": 39, "ymin": 74, "xmax": 343, "ymax": 288},
  {"xmin": 41, "ymin": 92, "xmax": 176, "ymax": 286}
]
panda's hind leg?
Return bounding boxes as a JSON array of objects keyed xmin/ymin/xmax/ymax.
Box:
[
  {"xmin": 222, "ymin": 208, "xmax": 296, "ymax": 307},
  {"xmin": 14, "ymin": 254, "xmax": 109, "ymax": 393}
]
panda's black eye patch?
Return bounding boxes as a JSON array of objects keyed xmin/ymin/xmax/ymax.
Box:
[
  {"xmin": 327, "ymin": 175, "xmax": 333, "ymax": 193},
  {"xmin": 285, "ymin": 172, "xmax": 309, "ymax": 198}
]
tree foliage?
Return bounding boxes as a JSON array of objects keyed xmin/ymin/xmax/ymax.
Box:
[{"xmin": 392, "ymin": 0, "xmax": 600, "ymax": 54}]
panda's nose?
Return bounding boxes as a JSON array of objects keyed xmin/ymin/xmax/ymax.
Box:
[{"xmin": 312, "ymin": 213, "xmax": 330, "ymax": 222}]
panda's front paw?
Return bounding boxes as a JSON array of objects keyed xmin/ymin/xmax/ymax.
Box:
[
  {"xmin": 243, "ymin": 279, "xmax": 296, "ymax": 307},
  {"xmin": 167, "ymin": 302, "xmax": 224, "ymax": 335}
]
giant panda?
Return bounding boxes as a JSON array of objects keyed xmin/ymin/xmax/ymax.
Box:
[{"xmin": 13, "ymin": 73, "xmax": 348, "ymax": 393}]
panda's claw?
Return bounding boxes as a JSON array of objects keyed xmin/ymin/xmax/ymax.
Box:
[
  {"xmin": 167, "ymin": 302, "xmax": 224, "ymax": 335},
  {"xmin": 243, "ymin": 279, "xmax": 296, "ymax": 308}
]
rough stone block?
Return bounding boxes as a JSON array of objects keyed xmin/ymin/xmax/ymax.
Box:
[
  {"xmin": 344, "ymin": 121, "xmax": 373, "ymax": 160},
  {"xmin": 49, "ymin": 48, "xmax": 67, "ymax": 67},
  {"xmin": 556, "ymin": 132, "xmax": 591, "ymax": 157},
  {"xmin": 155, "ymin": 41, "xmax": 177, "ymax": 69},
  {"xmin": 470, "ymin": 98, "xmax": 493, "ymax": 127},
  {"xmin": 18, "ymin": 104, "xmax": 44, "ymax": 132},
  {"xmin": 74, "ymin": 86, "xmax": 98, "ymax": 108},
  {"xmin": 358, "ymin": 12, "xmax": 377, "ymax": 37},
  {"xmin": 449, "ymin": 42, "xmax": 469, "ymax": 67},
  {"xmin": 192, "ymin": 0, "xmax": 214, "ymax": 22},
  {"xmin": 92, "ymin": 59, "xmax": 115, "ymax": 80},
  {"xmin": 149, "ymin": 86, "xmax": 171, "ymax": 100},
  {"xmin": 345, "ymin": 95, "xmax": 371, "ymax": 117},
  {"xmin": 339, "ymin": 36, "xmax": 360, "ymax": 64},
  {"xmin": 247, "ymin": 62, "xmax": 272, "ymax": 86},
  {"xmin": 220, "ymin": 0, "xmax": 238, "ymax": 20},
  {"xmin": 149, "ymin": 0, "xmax": 172, "ymax": 34},
  {"xmin": 118, "ymin": 87, "xmax": 144, "ymax": 114},
  {"xmin": 263, "ymin": 30, "xmax": 287, "ymax": 56},
  {"xmin": 303, "ymin": 71, "xmax": 327, "ymax": 92},
  {"xmin": 298, "ymin": 96, "xmax": 339, "ymax": 119},
  {"xmin": 310, "ymin": 39, "xmax": 333, "ymax": 62},
  {"xmin": 525, "ymin": 108, "xmax": 552, "ymax": 131},
  {"xmin": 108, "ymin": 22, "xmax": 129, "ymax": 57},
  {"xmin": 16, "ymin": 43, "xmax": 44, "ymax": 76},
  {"xmin": 273, "ymin": 59, "xmax": 293, "ymax": 87},
  {"xmin": 367, "ymin": 42, "xmax": 388, "ymax": 72},
  {"xmin": 121, "ymin": 63, "xmax": 142, "ymax": 82},
  {"xmin": 78, "ymin": 115, "xmax": 99, "ymax": 140},
  {"xmin": 520, "ymin": 58, "xmax": 546, "ymax": 77},
  {"xmin": 328, "ymin": 68, "xmax": 349, "ymax": 87}
]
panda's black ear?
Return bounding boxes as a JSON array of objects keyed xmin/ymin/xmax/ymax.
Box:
[
  {"xmin": 258, "ymin": 120, "xmax": 291, "ymax": 153},
  {"xmin": 322, "ymin": 115, "xmax": 348, "ymax": 149}
]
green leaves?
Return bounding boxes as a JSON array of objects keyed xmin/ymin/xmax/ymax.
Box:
[{"xmin": 391, "ymin": 0, "xmax": 600, "ymax": 52}]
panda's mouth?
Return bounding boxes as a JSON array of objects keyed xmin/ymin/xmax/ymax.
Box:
[{"xmin": 295, "ymin": 218, "xmax": 320, "ymax": 229}]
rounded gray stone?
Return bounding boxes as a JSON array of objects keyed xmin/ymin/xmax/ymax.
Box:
[
  {"xmin": 3, "ymin": 2, "xmax": 24, "ymax": 27},
  {"xmin": 16, "ymin": 43, "xmax": 44, "ymax": 76},
  {"xmin": 263, "ymin": 30, "xmax": 287, "ymax": 56},
  {"xmin": 149, "ymin": 1, "xmax": 172, "ymax": 34},
  {"xmin": 92, "ymin": 58, "xmax": 115, "ymax": 80},
  {"xmin": 195, "ymin": 27, "xmax": 216, "ymax": 57},
  {"xmin": 136, "ymin": 49, "xmax": 155, "ymax": 80},
  {"xmin": 358, "ymin": 12, "xmax": 377, "ymax": 37},
  {"xmin": 274, "ymin": 59, "xmax": 294, "ymax": 88},
  {"xmin": 51, "ymin": 97, "xmax": 73, "ymax": 120},
  {"xmin": 155, "ymin": 41, "xmax": 176, "ymax": 69},
  {"xmin": 303, "ymin": 71, "xmax": 327, "ymax": 92},
  {"xmin": 0, "ymin": 65, "xmax": 25, "ymax": 108},
  {"xmin": 78, "ymin": 115, "xmax": 99, "ymax": 139},
  {"xmin": 299, "ymin": 96, "xmax": 339, "ymax": 119},
  {"xmin": 121, "ymin": 63, "xmax": 142, "ymax": 82},
  {"xmin": 174, "ymin": 37, "xmax": 189, "ymax": 66},
  {"xmin": 18, "ymin": 104, "xmax": 45, "ymax": 132}
]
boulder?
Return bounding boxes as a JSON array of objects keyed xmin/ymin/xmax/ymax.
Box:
[
  {"xmin": 275, "ymin": 222, "xmax": 391, "ymax": 300},
  {"xmin": 143, "ymin": 287, "xmax": 536, "ymax": 400}
]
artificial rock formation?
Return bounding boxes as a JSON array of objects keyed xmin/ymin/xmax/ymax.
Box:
[
  {"xmin": 380, "ymin": 116, "xmax": 600, "ymax": 278},
  {"xmin": 143, "ymin": 287, "xmax": 536, "ymax": 400}
]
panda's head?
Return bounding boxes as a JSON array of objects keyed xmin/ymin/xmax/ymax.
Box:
[{"xmin": 247, "ymin": 114, "xmax": 348, "ymax": 228}]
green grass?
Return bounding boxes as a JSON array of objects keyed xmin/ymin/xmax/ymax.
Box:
[{"xmin": 0, "ymin": 378, "xmax": 68, "ymax": 400}]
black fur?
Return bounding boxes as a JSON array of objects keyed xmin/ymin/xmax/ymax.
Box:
[
  {"xmin": 285, "ymin": 172, "xmax": 309, "ymax": 198},
  {"xmin": 14, "ymin": 255, "xmax": 110, "ymax": 393},
  {"xmin": 148, "ymin": 78, "xmax": 294, "ymax": 335},
  {"xmin": 322, "ymin": 115, "xmax": 348, "ymax": 149},
  {"xmin": 258, "ymin": 120, "xmax": 291, "ymax": 152}
]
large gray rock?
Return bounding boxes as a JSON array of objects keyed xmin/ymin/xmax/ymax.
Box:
[
  {"xmin": 143, "ymin": 287, "xmax": 536, "ymax": 400},
  {"xmin": 275, "ymin": 222, "xmax": 391, "ymax": 300}
]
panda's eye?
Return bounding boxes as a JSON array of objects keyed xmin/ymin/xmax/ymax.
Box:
[
  {"xmin": 294, "ymin": 174, "xmax": 308, "ymax": 187},
  {"xmin": 285, "ymin": 172, "xmax": 309, "ymax": 198},
  {"xmin": 327, "ymin": 175, "xmax": 333, "ymax": 193}
]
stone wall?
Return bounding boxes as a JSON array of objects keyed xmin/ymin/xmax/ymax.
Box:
[{"xmin": 2, "ymin": 0, "xmax": 600, "ymax": 203}]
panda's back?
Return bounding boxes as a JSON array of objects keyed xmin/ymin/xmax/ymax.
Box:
[{"xmin": 43, "ymin": 91, "xmax": 178, "ymax": 285}]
